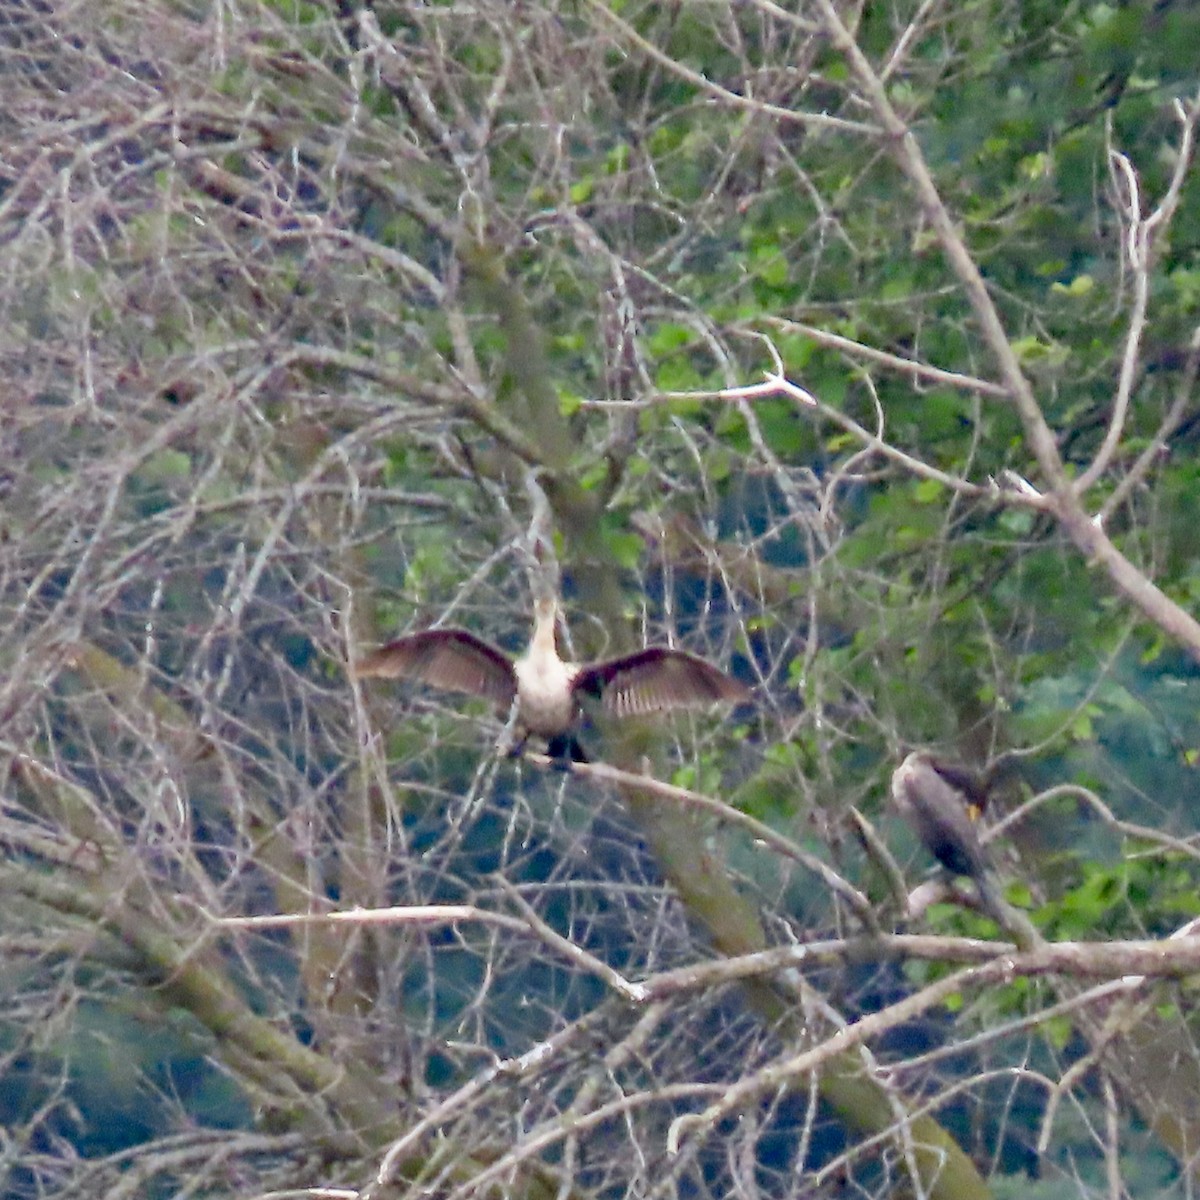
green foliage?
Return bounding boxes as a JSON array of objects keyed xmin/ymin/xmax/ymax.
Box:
[
  {"xmin": 599, "ymin": 515, "xmax": 644, "ymax": 570},
  {"xmin": 13, "ymin": 0, "xmax": 1200, "ymax": 1192}
]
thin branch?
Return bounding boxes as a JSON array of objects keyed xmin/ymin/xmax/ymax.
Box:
[
  {"xmin": 538, "ymin": 752, "xmax": 878, "ymax": 928},
  {"xmin": 1076, "ymin": 96, "xmax": 1200, "ymax": 494},
  {"xmin": 653, "ymin": 372, "xmax": 1050, "ymax": 509},
  {"xmin": 990, "ymin": 782, "xmax": 1200, "ymax": 866},
  {"xmin": 760, "ymin": 316, "xmax": 1010, "ymax": 398},
  {"xmin": 1100, "ymin": 322, "xmax": 1200, "ymax": 523},
  {"xmin": 213, "ymin": 901, "xmax": 647, "ymax": 1002},
  {"xmin": 665, "ymin": 922, "xmax": 1200, "ymax": 1154},
  {"xmin": 582, "ymin": 0, "xmax": 877, "ymax": 138},
  {"xmin": 814, "ymin": 0, "xmax": 1200, "ymax": 663}
]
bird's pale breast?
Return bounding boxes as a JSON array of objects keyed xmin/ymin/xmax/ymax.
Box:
[{"xmin": 513, "ymin": 653, "xmax": 578, "ymax": 735}]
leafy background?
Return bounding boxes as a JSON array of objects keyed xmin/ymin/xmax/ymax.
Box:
[{"xmin": 2, "ymin": 0, "xmax": 1200, "ymax": 1197}]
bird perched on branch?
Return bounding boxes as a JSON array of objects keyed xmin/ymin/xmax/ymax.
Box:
[
  {"xmin": 355, "ymin": 593, "xmax": 749, "ymax": 765},
  {"xmin": 890, "ymin": 751, "xmax": 1005, "ymax": 916}
]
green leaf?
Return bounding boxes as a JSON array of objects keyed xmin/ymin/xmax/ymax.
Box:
[
  {"xmin": 601, "ymin": 523, "xmax": 643, "ymax": 570},
  {"xmin": 647, "ymin": 323, "xmax": 694, "ymax": 356},
  {"xmin": 757, "ymin": 398, "xmax": 807, "ymax": 457},
  {"xmin": 750, "ymin": 248, "xmax": 788, "ymax": 289},
  {"xmin": 1050, "ymin": 274, "xmax": 1095, "ymax": 297},
  {"xmin": 605, "ymin": 142, "xmax": 630, "ymax": 175},
  {"xmin": 138, "ymin": 449, "xmax": 192, "ymax": 482},
  {"xmin": 1043, "ymin": 1014, "xmax": 1073, "ymax": 1051},
  {"xmin": 1010, "ymin": 334, "xmax": 1067, "ymax": 364}
]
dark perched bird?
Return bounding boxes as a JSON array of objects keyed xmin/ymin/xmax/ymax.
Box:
[
  {"xmin": 890, "ymin": 751, "xmax": 1002, "ymax": 908},
  {"xmin": 355, "ymin": 594, "xmax": 749, "ymax": 764}
]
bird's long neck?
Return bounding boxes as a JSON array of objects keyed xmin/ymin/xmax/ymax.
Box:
[
  {"xmin": 527, "ymin": 596, "xmax": 563, "ymax": 664},
  {"xmin": 513, "ymin": 595, "xmax": 578, "ymax": 735}
]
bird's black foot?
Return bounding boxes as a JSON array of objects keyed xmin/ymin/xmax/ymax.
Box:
[
  {"xmin": 546, "ymin": 733, "xmax": 588, "ymax": 770},
  {"xmin": 503, "ymin": 734, "xmax": 529, "ymax": 759}
]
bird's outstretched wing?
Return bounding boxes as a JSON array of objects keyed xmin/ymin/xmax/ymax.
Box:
[
  {"xmin": 575, "ymin": 648, "xmax": 748, "ymax": 718},
  {"xmin": 354, "ymin": 630, "xmax": 517, "ymax": 708}
]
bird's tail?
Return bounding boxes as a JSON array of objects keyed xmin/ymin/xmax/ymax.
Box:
[
  {"xmin": 977, "ymin": 872, "xmax": 1041, "ymax": 949},
  {"xmin": 546, "ymin": 732, "xmax": 589, "ymax": 766}
]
